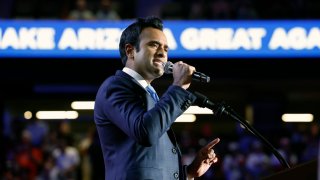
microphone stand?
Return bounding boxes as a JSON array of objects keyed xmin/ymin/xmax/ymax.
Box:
[
  {"xmin": 217, "ymin": 102, "xmax": 291, "ymax": 169},
  {"xmin": 193, "ymin": 91, "xmax": 291, "ymax": 169}
]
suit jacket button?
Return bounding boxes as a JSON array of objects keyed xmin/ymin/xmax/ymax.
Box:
[
  {"xmin": 172, "ymin": 148, "xmax": 177, "ymax": 154},
  {"xmin": 187, "ymin": 100, "xmax": 191, "ymax": 104},
  {"xmin": 173, "ymin": 172, "xmax": 179, "ymax": 179}
]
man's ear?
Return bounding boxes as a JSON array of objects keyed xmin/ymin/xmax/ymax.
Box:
[{"xmin": 125, "ymin": 44, "xmax": 134, "ymax": 59}]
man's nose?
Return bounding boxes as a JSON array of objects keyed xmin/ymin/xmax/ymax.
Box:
[{"xmin": 156, "ymin": 47, "xmax": 166, "ymax": 57}]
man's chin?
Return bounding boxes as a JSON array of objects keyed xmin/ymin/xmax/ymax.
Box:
[{"xmin": 153, "ymin": 69, "xmax": 164, "ymax": 78}]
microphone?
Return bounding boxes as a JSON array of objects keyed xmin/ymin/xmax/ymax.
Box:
[
  {"xmin": 191, "ymin": 91, "xmax": 227, "ymax": 116},
  {"xmin": 191, "ymin": 91, "xmax": 216, "ymax": 110},
  {"xmin": 163, "ymin": 61, "xmax": 210, "ymax": 83}
]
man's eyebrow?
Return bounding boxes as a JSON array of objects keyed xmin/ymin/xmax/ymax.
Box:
[{"xmin": 148, "ymin": 40, "xmax": 161, "ymax": 45}]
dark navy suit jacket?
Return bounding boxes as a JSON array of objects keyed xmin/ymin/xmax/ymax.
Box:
[{"xmin": 94, "ymin": 70, "xmax": 197, "ymax": 180}]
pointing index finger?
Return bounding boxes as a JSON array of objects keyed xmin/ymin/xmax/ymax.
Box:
[{"xmin": 205, "ymin": 138, "xmax": 220, "ymax": 150}]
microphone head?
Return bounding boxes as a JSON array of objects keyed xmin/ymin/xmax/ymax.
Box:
[{"xmin": 163, "ymin": 61, "xmax": 173, "ymax": 74}]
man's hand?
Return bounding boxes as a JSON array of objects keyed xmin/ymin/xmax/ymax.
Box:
[
  {"xmin": 187, "ymin": 138, "xmax": 220, "ymax": 178},
  {"xmin": 172, "ymin": 61, "xmax": 195, "ymax": 90}
]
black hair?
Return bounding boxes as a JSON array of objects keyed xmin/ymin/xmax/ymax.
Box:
[{"xmin": 119, "ymin": 16, "xmax": 163, "ymax": 65}]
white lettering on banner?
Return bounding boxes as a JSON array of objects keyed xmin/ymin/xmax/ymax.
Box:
[
  {"xmin": 233, "ymin": 28, "xmax": 266, "ymax": 50},
  {"xmin": 19, "ymin": 28, "xmax": 37, "ymax": 49},
  {"xmin": 0, "ymin": 27, "xmax": 55, "ymax": 49},
  {"xmin": 200, "ymin": 28, "xmax": 218, "ymax": 50},
  {"xmin": 78, "ymin": 28, "xmax": 96, "ymax": 49},
  {"xmin": 216, "ymin": 28, "xmax": 234, "ymax": 50},
  {"xmin": 0, "ymin": 27, "xmax": 19, "ymax": 49},
  {"xmin": 248, "ymin": 28, "xmax": 266, "ymax": 50},
  {"xmin": 180, "ymin": 27, "xmax": 266, "ymax": 50},
  {"xmin": 1, "ymin": 23, "xmax": 320, "ymax": 56},
  {"xmin": 180, "ymin": 28, "xmax": 200, "ymax": 50},
  {"xmin": 289, "ymin": 27, "xmax": 308, "ymax": 50},
  {"xmin": 95, "ymin": 28, "xmax": 121, "ymax": 50},
  {"xmin": 58, "ymin": 28, "xmax": 122, "ymax": 50},
  {"xmin": 307, "ymin": 28, "xmax": 320, "ymax": 49},
  {"xmin": 269, "ymin": 27, "xmax": 320, "ymax": 50},
  {"xmin": 34, "ymin": 28, "xmax": 55, "ymax": 49},
  {"xmin": 163, "ymin": 28, "xmax": 177, "ymax": 50},
  {"xmin": 232, "ymin": 28, "xmax": 252, "ymax": 49},
  {"xmin": 58, "ymin": 28, "xmax": 78, "ymax": 49}
]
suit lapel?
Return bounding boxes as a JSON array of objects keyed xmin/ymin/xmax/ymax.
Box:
[{"xmin": 116, "ymin": 70, "xmax": 180, "ymax": 153}]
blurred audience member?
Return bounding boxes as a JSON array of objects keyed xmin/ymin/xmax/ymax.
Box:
[
  {"xmin": 57, "ymin": 121, "xmax": 75, "ymax": 146},
  {"xmin": 24, "ymin": 117, "xmax": 49, "ymax": 147},
  {"xmin": 52, "ymin": 139, "xmax": 80, "ymax": 179},
  {"xmin": 69, "ymin": 0, "xmax": 95, "ymax": 20},
  {"xmin": 222, "ymin": 142, "xmax": 246, "ymax": 180},
  {"xmin": 37, "ymin": 154, "xmax": 59, "ymax": 179},
  {"xmin": 301, "ymin": 123, "xmax": 319, "ymax": 162},
  {"xmin": 245, "ymin": 140, "xmax": 270, "ymax": 179},
  {"xmin": 96, "ymin": 0, "xmax": 121, "ymax": 20},
  {"xmin": 14, "ymin": 130, "xmax": 43, "ymax": 180},
  {"xmin": 270, "ymin": 137, "xmax": 298, "ymax": 171}
]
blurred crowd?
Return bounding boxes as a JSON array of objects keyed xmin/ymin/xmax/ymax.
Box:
[
  {"xmin": 1, "ymin": 0, "xmax": 320, "ymax": 20},
  {"xmin": 2, "ymin": 118, "xmax": 105, "ymax": 180},
  {"xmin": 177, "ymin": 122, "xmax": 319, "ymax": 179},
  {"xmin": 1, "ymin": 116, "xmax": 318, "ymax": 179}
]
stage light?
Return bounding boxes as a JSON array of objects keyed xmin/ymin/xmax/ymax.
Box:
[
  {"xmin": 281, "ymin": 113, "xmax": 314, "ymax": 122},
  {"xmin": 24, "ymin": 111, "xmax": 33, "ymax": 119},
  {"xmin": 71, "ymin": 101, "xmax": 95, "ymax": 110},
  {"xmin": 36, "ymin": 111, "xmax": 78, "ymax": 120}
]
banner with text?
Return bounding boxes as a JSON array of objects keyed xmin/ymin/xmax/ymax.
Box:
[{"xmin": 0, "ymin": 20, "xmax": 319, "ymax": 58}]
